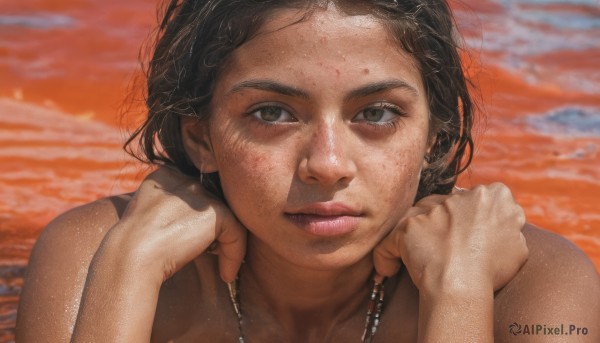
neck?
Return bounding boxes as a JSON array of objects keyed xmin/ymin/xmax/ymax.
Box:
[{"xmin": 239, "ymin": 235, "xmax": 375, "ymax": 337}]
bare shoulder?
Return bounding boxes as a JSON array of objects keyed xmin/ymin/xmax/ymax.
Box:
[
  {"xmin": 494, "ymin": 223, "xmax": 599, "ymax": 342},
  {"xmin": 26, "ymin": 193, "xmax": 132, "ymax": 270},
  {"xmin": 16, "ymin": 194, "xmax": 133, "ymax": 342},
  {"xmin": 35, "ymin": 194, "xmax": 131, "ymax": 254}
]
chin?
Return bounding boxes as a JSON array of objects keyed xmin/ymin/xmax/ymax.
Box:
[
  {"xmin": 282, "ymin": 240, "xmax": 374, "ymax": 271},
  {"xmin": 246, "ymin": 221, "xmax": 385, "ymax": 272}
]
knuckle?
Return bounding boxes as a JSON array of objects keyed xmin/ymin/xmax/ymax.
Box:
[
  {"xmin": 404, "ymin": 214, "xmax": 426, "ymax": 233},
  {"xmin": 494, "ymin": 182, "xmax": 512, "ymax": 197},
  {"xmin": 404, "ymin": 215, "xmax": 417, "ymax": 229},
  {"xmin": 472, "ymin": 184, "xmax": 486, "ymax": 194},
  {"xmin": 483, "ymin": 182, "xmax": 504, "ymax": 195},
  {"xmin": 490, "ymin": 181, "xmax": 506, "ymax": 190}
]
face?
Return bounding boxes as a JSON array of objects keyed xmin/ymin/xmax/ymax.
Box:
[{"xmin": 193, "ymin": 5, "xmax": 431, "ymax": 270}]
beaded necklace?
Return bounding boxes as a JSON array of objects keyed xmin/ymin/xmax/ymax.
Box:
[{"xmin": 227, "ymin": 276, "xmax": 385, "ymax": 342}]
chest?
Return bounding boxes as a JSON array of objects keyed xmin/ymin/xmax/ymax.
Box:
[{"xmin": 150, "ymin": 265, "xmax": 420, "ymax": 342}]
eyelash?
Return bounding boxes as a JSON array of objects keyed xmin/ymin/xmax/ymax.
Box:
[
  {"xmin": 365, "ymin": 119, "xmax": 400, "ymax": 132},
  {"xmin": 354, "ymin": 103, "xmax": 407, "ymax": 131},
  {"xmin": 246, "ymin": 102, "xmax": 407, "ymax": 130},
  {"xmin": 246, "ymin": 103, "xmax": 297, "ymax": 126}
]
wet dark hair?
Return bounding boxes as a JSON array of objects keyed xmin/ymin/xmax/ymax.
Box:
[{"xmin": 125, "ymin": 0, "xmax": 474, "ymax": 201}]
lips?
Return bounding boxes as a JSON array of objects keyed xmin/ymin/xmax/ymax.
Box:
[{"xmin": 285, "ymin": 202, "xmax": 363, "ymax": 236}]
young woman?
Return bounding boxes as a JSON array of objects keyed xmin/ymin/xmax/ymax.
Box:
[{"xmin": 16, "ymin": 0, "xmax": 599, "ymax": 342}]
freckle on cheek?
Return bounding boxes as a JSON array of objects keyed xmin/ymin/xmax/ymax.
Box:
[
  {"xmin": 252, "ymin": 155, "xmax": 268, "ymax": 169},
  {"xmin": 363, "ymin": 68, "xmax": 370, "ymax": 74}
]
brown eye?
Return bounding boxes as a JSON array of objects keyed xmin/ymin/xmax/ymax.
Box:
[
  {"xmin": 251, "ymin": 105, "xmax": 295, "ymax": 123},
  {"xmin": 354, "ymin": 104, "xmax": 404, "ymax": 123},
  {"xmin": 362, "ymin": 108, "xmax": 385, "ymax": 122}
]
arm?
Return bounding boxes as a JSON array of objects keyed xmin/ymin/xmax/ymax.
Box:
[
  {"xmin": 373, "ymin": 183, "xmax": 529, "ymax": 342},
  {"xmin": 417, "ymin": 268, "xmax": 494, "ymax": 342},
  {"xmin": 17, "ymin": 168, "xmax": 247, "ymax": 342},
  {"xmin": 69, "ymin": 222, "xmax": 165, "ymax": 342},
  {"xmin": 16, "ymin": 196, "xmax": 128, "ymax": 342}
]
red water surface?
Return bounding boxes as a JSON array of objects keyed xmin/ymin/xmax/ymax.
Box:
[{"xmin": 1, "ymin": 0, "xmax": 599, "ymax": 341}]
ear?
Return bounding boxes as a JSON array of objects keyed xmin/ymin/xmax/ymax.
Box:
[{"xmin": 180, "ymin": 117, "xmax": 219, "ymax": 173}]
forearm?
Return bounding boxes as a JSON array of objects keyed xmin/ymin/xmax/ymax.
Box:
[
  {"xmin": 418, "ymin": 281, "xmax": 494, "ymax": 343},
  {"xmin": 72, "ymin": 230, "xmax": 163, "ymax": 342}
]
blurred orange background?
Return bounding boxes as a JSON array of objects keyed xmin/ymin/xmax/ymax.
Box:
[{"xmin": 1, "ymin": 0, "xmax": 599, "ymax": 341}]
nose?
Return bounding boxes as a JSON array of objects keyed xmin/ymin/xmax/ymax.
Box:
[{"xmin": 297, "ymin": 119, "xmax": 357, "ymax": 187}]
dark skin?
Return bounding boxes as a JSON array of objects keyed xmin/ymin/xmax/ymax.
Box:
[
  {"xmin": 17, "ymin": 192, "xmax": 599, "ymax": 342},
  {"xmin": 16, "ymin": 6, "xmax": 599, "ymax": 342}
]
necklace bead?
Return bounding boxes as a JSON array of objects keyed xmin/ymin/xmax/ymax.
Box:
[{"xmin": 227, "ymin": 275, "xmax": 385, "ymax": 342}]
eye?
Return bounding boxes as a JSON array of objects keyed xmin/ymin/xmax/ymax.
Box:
[
  {"xmin": 354, "ymin": 103, "xmax": 404, "ymax": 123},
  {"xmin": 250, "ymin": 105, "xmax": 296, "ymax": 123}
]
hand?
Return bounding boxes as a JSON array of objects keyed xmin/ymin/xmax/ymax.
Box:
[
  {"xmin": 373, "ymin": 183, "xmax": 528, "ymax": 293},
  {"xmin": 106, "ymin": 166, "xmax": 247, "ymax": 283}
]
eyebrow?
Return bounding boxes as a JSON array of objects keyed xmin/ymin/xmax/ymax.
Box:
[
  {"xmin": 227, "ymin": 78, "xmax": 419, "ymax": 99},
  {"xmin": 228, "ymin": 80, "xmax": 309, "ymax": 99},
  {"xmin": 345, "ymin": 79, "xmax": 419, "ymax": 100}
]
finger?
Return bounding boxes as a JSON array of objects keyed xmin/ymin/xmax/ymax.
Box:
[
  {"xmin": 399, "ymin": 198, "xmax": 439, "ymax": 223},
  {"xmin": 216, "ymin": 216, "xmax": 247, "ymax": 283},
  {"xmin": 413, "ymin": 194, "xmax": 447, "ymax": 210},
  {"xmin": 452, "ymin": 185, "xmax": 468, "ymax": 194},
  {"xmin": 410, "ymin": 191, "xmax": 466, "ymax": 217},
  {"xmin": 142, "ymin": 166, "xmax": 197, "ymax": 194},
  {"xmin": 372, "ymin": 226, "xmax": 404, "ymax": 278},
  {"xmin": 374, "ymin": 202, "xmax": 433, "ymax": 276}
]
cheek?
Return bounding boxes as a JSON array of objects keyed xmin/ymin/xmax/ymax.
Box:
[
  {"xmin": 371, "ymin": 138, "xmax": 426, "ymax": 213},
  {"xmin": 212, "ymin": 133, "xmax": 292, "ymax": 223}
]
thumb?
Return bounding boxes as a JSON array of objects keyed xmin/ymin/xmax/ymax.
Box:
[
  {"xmin": 216, "ymin": 215, "xmax": 247, "ymax": 283},
  {"xmin": 372, "ymin": 204, "xmax": 430, "ymax": 280},
  {"xmin": 372, "ymin": 228, "xmax": 404, "ymax": 280}
]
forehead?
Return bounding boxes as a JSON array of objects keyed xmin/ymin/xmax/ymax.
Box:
[{"xmin": 215, "ymin": 5, "xmax": 423, "ymax": 96}]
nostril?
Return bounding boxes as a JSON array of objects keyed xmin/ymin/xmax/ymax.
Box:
[
  {"xmin": 296, "ymin": 121, "xmax": 357, "ymax": 186},
  {"xmin": 298, "ymin": 151, "xmax": 357, "ymax": 186}
]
